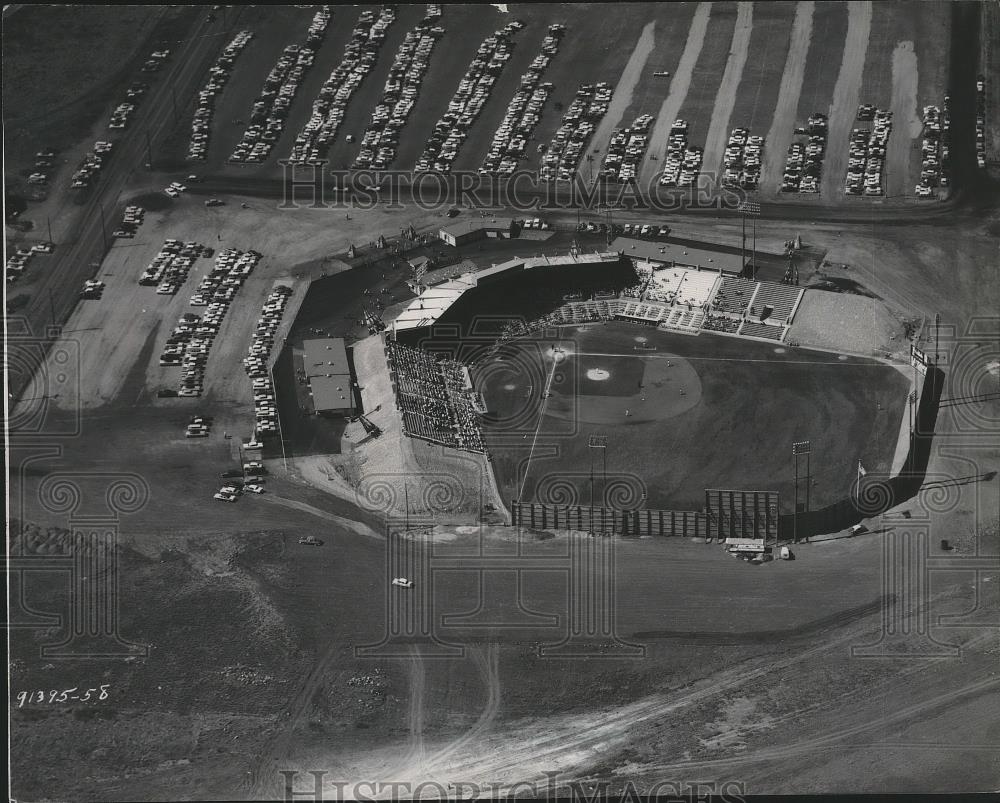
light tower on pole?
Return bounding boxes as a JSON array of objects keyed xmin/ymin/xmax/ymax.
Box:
[{"xmin": 738, "ymin": 200, "xmax": 761, "ymax": 278}]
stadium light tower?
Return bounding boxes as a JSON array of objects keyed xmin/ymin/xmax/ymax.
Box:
[{"xmin": 738, "ymin": 200, "xmax": 761, "ymax": 279}]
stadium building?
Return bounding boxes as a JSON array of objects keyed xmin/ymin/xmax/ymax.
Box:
[{"xmin": 302, "ymin": 337, "xmax": 355, "ymax": 416}]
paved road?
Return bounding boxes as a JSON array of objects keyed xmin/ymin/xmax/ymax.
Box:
[{"xmin": 187, "ymin": 170, "xmax": 986, "ymax": 227}]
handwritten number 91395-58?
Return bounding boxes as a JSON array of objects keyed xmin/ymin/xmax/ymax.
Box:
[{"xmin": 15, "ymin": 685, "xmax": 110, "ymax": 707}]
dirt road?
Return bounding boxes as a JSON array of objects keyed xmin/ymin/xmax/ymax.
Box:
[
  {"xmin": 700, "ymin": 3, "xmax": 754, "ymax": 184},
  {"xmin": 886, "ymin": 40, "xmax": 921, "ymax": 200},
  {"xmin": 641, "ymin": 3, "xmax": 713, "ymax": 186},
  {"xmin": 761, "ymin": 1, "xmax": 816, "ymax": 196},
  {"xmin": 821, "ymin": 0, "xmax": 873, "ymax": 198},
  {"xmin": 580, "ymin": 20, "xmax": 657, "ymax": 183}
]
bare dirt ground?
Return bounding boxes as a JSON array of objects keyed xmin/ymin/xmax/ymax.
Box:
[
  {"xmin": 786, "ymin": 290, "xmax": 906, "ymax": 356},
  {"xmin": 821, "ymin": 0, "xmax": 873, "ymax": 200},
  {"xmin": 886, "ymin": 41, "xmax": 922, "ymax": 200},
  {"xmin": 642, "ymin": 2, "xmax": 712, "ymax": 186},
  {"xmin": 761, "ymin": 1, "xmax": 816, "ymax": 197},
  {"xmin": 700, "ymin": 3, "xmax": 753, "ymax": 182}
]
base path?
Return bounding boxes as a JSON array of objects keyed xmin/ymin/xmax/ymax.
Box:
[
  {"xmin": 700, "ymin": 3, "xmax": 754, "ymax": 184},
  {"xmin": 761, "ymin": 1, "xmax": 816, "ymax": 196},
  {"xmin": 641, "ymin": 2, "xmax": 713, "ymax": 187},
  {"xmin": 578, "ymin": 20, "xmax": 657, "ymax": 183},
  {"xmin": 821, "ymin": 0, "xmax": 873, "ymax": 198},
  {"xmin": 886, "ymin": 40, "xmax": 921, "ymax": 200}
]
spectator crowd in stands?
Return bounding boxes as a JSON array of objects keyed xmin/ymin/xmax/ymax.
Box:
[{"xmin": 386, "ymin": 340, "xmax": 486, "ymax": 453}]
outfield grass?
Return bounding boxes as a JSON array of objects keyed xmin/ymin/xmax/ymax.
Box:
[{"xmin": 476, "ymin": 321, "xmax": 910, "ymax": 513}]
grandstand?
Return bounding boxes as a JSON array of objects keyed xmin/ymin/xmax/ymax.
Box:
[
  {"xmin": 747, "ymin": 281, "xmax": 804, "ymax": 325},
  {"xmin": 710, "ymin": 275, "xmax": 758, "ymax": 317},
  {"xmin": 738, "ymin": 320, "xmax": 786, "ymax": 341},
  {"xmin": 385, "ymin": 339, "xmax": 486, "ymax": 453}
]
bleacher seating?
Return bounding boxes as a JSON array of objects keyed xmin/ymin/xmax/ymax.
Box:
[
  {"xmin": 711, "ymin": 276, "xmax": 757, "ymax": 316},
  {"xmin": 746, "ymin": 282, "xmax": 803, "ymax": 324},
  {"xmin": 702, "ymin": 314, "xmax": 741, "ymax": 334},
  {"xmin": 674, "ymin": 270, "xmax": 721, "ymax": 308},
  {"xmin": 738, "ymin": 321, "xmax": 786, "ymax": 341},
  {"xmin": 385, "ymin": 340, "xmax": 485, "ymax": 453}
]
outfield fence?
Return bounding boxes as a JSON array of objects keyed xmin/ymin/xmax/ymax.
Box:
[{"xmin": 511, "ymin": 501, "xmax": 709, "ymax": 537}]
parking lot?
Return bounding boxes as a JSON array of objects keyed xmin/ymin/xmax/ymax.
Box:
[{"xmin": 26, "ymin": 191, "xmax": 448, "ymax": 415}]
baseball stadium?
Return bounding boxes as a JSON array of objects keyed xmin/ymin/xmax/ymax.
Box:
[{"xmin": 375, "ymin": 243, "xmax": 925, "ymax": 542}]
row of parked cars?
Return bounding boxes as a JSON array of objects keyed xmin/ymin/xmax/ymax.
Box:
[
  {"xmin": 781, "ymin": 112, "xmax": 827, "ymax": 193},
  {"xmin": 602, "ymin": 113, "xmax": 654, "ymax": 183},
  {"xmin": 6, "ymin": 240, "xmax": 53, "ymax": 284},
  {"xmin": 113, "ymin": 205, "xmax": 146, "ymax": 239},
  {"xmin": 139, "ymin": 238, "xmax": 213, "ymax": 295},
  {"xmin": 80, "ymin": 279, "xmax": 106, "ymax": 300},
  {"xmin": 481, "ymin": 23, "xmax": 565, "ymax": 177},
  {"xmin": 230, "ymin": 7, "xmax": 331, "ymax": 164},
  {"xmin": 416, "ymin": 20, "xmax": 524, "ymax": 173},
  {"xmin": 70, "ymin": 140, "xmax": 114, "ymax": 190},
  {"xmin": 657, "ymin": 119, "xmax": 702, "ymax": 188},
  {"xmin": 142, "ymin": 48, "xmax": 171, "ymax": 74},
  {"xmin": 539, "ymin": 82, "xmax": 612, "ymax": 182},
  {"xmin": 846, "ymin": 107, "xmax": 891, "ymax": 196},
  {"xmin": 159, "ymin": 249, "xmax": 262, "ymax": 397},
  {"xmin": 288, "ymin": 6, "xmax": 396, "ymax": 167},
  {"xmin": 188, "ymin": 30, "xmax": 254, "ymax": 161},
  {"xmin": 243, "ymin": 285, "xmax": 294, "ymax": 434},
  {"xmin": 722, "ymin": 127, "xmax": 764, "ymax": 190},
  {"xmin": 916, "ymin": 101, "xmax": 951, "ymax": 198},
  {"xmin": 976, "ymin": 74, "xmax": 987, "ymax": 170},
  {"xmin": 352, "ymin": 7, "xmax": 443, "ymax": 170},
  {"xmin": 190, "ymin": 247, "xmax": 259, "ymax": 307}
]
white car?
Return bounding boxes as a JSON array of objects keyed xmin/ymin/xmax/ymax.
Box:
[
  {"xmin": 164, "ymin": 187, "xmax": 180, "ymax": 198},
  {"xmin": 244, "ymin": 483, "xmax": 265, "ymax": 494},
  {"xmin": 391, "ymin": 577, "xmax": 414, "ymax": 588},
  {"xmin": 213, "ymin": 492, "xmax": 238, "ymax": 502}
]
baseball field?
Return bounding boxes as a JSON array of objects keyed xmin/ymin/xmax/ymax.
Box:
[{"xmin": 475, "ymin": 321, "xmax": 911, "ymax": 513}]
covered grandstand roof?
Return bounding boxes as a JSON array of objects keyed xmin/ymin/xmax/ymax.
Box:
[
  {"xmin": 391, "ymin": 251, "xmax": 623, "ymax": 332},
  {"xmin": 394, "ymin": 277, "xmax": 476, "ymax": 332},
  {"xmin": 611, "ymin": 237, "xmax": 747, "ymax": 274}
]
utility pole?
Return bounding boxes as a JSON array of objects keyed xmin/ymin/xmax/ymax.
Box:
[
  {"xmin": 145, "ymin": 130, "xmax": 154, "ymax": 169},
  {"xmin": 792, "ymin": 441, "xmax": 811, "ymax": 543},
  {"xmin": 46, "ymin": 216, "xmax": 53, "ymax": 245},
  {"xmin": 48, "ymin": 287, "xmax": 57, "ymax": 327}
]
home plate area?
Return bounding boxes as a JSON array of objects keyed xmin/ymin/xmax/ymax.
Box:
[{"xmin": 549, "ymin": 352, "xmax": 703, "ymax": 424}]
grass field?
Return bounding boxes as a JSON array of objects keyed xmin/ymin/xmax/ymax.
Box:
[
  {"xmin": 2, "ymin": 6, "xmax": 193, "ymax": 199},
  {"xmin": 476, "ymin": 321, "xmax": 910, "ymax": 513}
]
